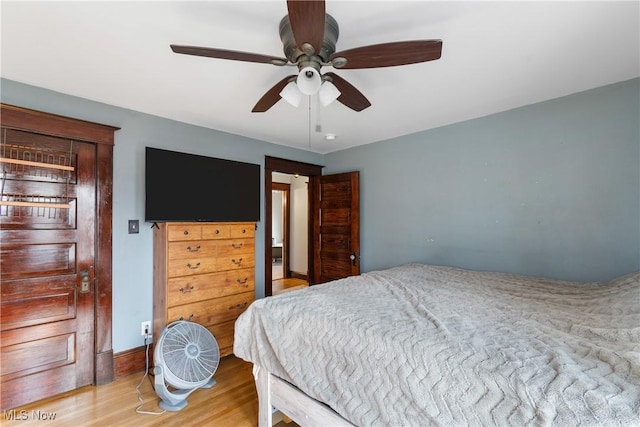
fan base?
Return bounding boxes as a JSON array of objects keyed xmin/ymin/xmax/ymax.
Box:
[
  {"xmin": 201, "ymin": 377, "xmax": 217, "ymax": 389},
  {"xmin": 158, "ymin": 398, "xmax": 188, "ymax": 412}
]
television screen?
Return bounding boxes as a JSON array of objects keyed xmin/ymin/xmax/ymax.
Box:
[{"xmin": 145, "ymin": 147, "xmax": 260, "ymax": 222}]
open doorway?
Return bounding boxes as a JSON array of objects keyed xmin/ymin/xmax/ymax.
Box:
[
  {"xmin": 265, "ymin": 157, "xmax": 360, "ymax": 296},
  {"xmin": 271, "ymin": 181, "xmax": 289, "ymax": 281},
  {"xmin": 271, "ymin": 174, "xmax": 309, "ymax": 294},
  {"xmin": 264, "ymin": 157, "xmax": 323, "ymax": 296}
]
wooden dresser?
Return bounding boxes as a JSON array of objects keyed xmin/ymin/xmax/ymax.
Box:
[{"xmin": 153, "ymin": 222, "xmax": 255, "ymax": 357}]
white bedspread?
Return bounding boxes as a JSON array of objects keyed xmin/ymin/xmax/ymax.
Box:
[{"xmin": 234, "ymin": 264, "xmax": 640, "ymax": 426}]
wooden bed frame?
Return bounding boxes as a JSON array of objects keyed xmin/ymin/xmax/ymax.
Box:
[{"xmin": 254, "ymin": 365, "xmax": 355, "ymax": 427}]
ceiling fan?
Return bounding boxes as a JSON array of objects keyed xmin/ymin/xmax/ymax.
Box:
[{"xmin": 170, "ymin": 0, "xmax": 442, "ymax": 113}]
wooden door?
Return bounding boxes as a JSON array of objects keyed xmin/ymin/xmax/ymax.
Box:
[
  {"xmin": 0, "ymin": 129, "xmax": 96, "ymax": 409},
  {"xmin": 311, "ymin": 171, "xmax": 360, "ymax": 284}
]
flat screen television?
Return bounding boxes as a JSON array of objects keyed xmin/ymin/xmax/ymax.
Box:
[{"xmin": 145, "ymin": 147, "xmax": 260, "ymax": 222}]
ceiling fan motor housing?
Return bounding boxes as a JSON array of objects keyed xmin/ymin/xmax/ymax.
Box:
[{"xmin": 279, "ymin": 13, "xmax": 339, "ymax": 64}]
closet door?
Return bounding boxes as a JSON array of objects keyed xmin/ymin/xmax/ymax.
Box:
[{"xmin": 0, "ymin": 129, "xmax": 97, "ymax": 409}]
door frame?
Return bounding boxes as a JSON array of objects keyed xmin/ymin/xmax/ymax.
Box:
[
  {"xmin": 264, "ymin": 156, "xmax": 322, "ymax": 296},
  {"xmin": 1, "ymin": 104, "xmax": 118, "ymax": 386}
]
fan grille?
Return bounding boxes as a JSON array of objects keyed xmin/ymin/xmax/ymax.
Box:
[{"xmin": 159, "ymin": 321, "xmax": 220, "ymax": 386}]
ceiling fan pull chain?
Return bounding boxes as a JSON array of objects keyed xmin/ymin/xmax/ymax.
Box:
[
  {"xmin": 308, "ymin": 96, "xmax": 312, "ymax": 148},
  {"xmin": 315, "ymin": 95, "xmax": 322, "ymax": 133}
]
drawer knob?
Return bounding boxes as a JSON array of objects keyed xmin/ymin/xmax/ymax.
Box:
[
  {"xmin": 242, "ymin": 229, "xmax": 246, "ymax": 234},
  {"xmin": 186, "ymin": 262, "xmax": 201, "ymax": 270},
  {"xmin": 179, "ymin": 314, "xmax": 194, "ymax": 321},
  {"xmin": 215, "ymin": 229, "xmax": 220, "ymax": 234},
  {"xmin": 183, "ymin": 230, "xmax": 189, "ymax": 235},
  {"xmin": 231, "ymin": 243, "xmax": 243, "ymax": 249},
  {"xmin": 186, "ymin": 245, "xmax": 201, "ymax": 252},
  {"xmin": 237, "ymin": 277, "xmax": 248, "ymax": 286},
  {"xmin": 179, "ymin": 285, "xmax": 195, "ymax": 294},
  {"xmin": 232, "ymin": 258, "xmax": 243, "ymax": 266}
]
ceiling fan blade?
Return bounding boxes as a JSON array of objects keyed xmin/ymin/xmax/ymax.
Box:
[
  {"xmin": 286, "ymin": 0, "xmax": 325, "ymax": 55},
  {"xmin": 171, "ymin": 45, "xmax": 288, "ymax": 66},
  {"xmin": 330, "ymin": 40, "xmax": 442, "ymax": 69},
  {"xmin": 252, "ymin": 75, "xmax": 297, "ymax": 113},
  {"xmin": 324, "ymin": 72, "xmax": 371, "ymax": 112}
]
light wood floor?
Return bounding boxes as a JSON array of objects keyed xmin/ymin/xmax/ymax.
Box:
[
  {"xmin": 272, "ymin": 278, "xmax": 308, "ymax": 295},
  {"xmin": 1, "ymin": 356, "xmax": 264, "ymax": 426}
]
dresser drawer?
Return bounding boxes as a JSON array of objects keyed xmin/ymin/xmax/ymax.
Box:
[
  {"xmin": 216, "ymin": 239, "xmax": 255, "ymax": 256},
  {"xmin": 229, "ymin": 223, "xmax": 255, "ymax": 239},
  {"xmin": 167, "ymin": 292, "xmax": 253, "ymax": 326},
  {"xmin": 167, "ymin": 257, "xmax": 217, "ymax": 277},
  {"xmin": 167, "ymin": 268, "xmax": 254, "ymax": 306},
  {"xmin": 201, "ymin": 224, "xmax": 231, "ymax": 240},
  {"xmin": 167, "ymin": 224, "xmax": 202, "ymax": 241},
  {"xmin": 168, "ymin": 240, "xmax": 218, "ymax": 260},
  {"xmin": 217, "ymin": 253, "xmax": 255, "ymax": 271},
  {"xmin": 207, "ymin": 320, "xmax": 236, "ymax": 357}
]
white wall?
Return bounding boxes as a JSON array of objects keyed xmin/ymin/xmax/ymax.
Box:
[
  {"xmin": 290, "ymin": 176, "xmax": 309, "ymax": 274},
  {"xmin": 273, "ymin": 172, "xmax": 309, "ymax": 274},
  {"xmin": 271, "ymin": 190, "xmax": 283, "ymax": 244}
]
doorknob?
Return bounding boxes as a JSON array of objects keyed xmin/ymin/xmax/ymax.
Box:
[
  {"xmin": 79, "ymin": 269, "xmax": 91, "ymax": 294},
  {"xmin": 350, "ymin": 252, "xmax": 358, "ymax": 265}
]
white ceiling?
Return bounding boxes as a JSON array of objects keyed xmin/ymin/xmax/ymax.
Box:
[{"xmin": 1, "ymin": 1, "xmax": 638, "ymax": 154}]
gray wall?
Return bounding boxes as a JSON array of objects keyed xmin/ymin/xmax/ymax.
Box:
[
  {"xmin": 2, "ymin": 77, "xmax": 638, "ymax": 354},
  {"xmin": 324, "ymin": 78, "xmax": 640, "ymax": 283},
  {"xmin": 0, "ymin": 78, "xmax": 324, "ymax": 352}
]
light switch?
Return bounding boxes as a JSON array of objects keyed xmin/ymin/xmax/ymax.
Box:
[{"xmin": 128, "ymin": 219, "xmax": 139, "ymax": 234}]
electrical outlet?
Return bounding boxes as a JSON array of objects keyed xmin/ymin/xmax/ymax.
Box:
[{"xmin": 140, "ymin": 321, "xmax": 151, "ymax": 338}]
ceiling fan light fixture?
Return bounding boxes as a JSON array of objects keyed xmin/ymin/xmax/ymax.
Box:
[
  {"xmin": 296, "ymin": 66, "xmax": 322, "ymax": 95},
  {"xmin": 318, "ymin": 81, "xmax": 341, "ymax": 106},
  {"xmin": 279, "ymin": 81, "xmax": 302, "ymax": 107}
]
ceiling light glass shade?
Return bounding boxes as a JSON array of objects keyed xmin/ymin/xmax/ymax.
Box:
[
  {"xmin": 296, "ymin": 66, "xmax": 322, "ymax": 95},
  {"xmin": 318, "ymin": 81, "xmax": 341, "ymax": 106},
  {"xmin": 279, "ymin": 81, "xmax": 302, "ymax": 107}
]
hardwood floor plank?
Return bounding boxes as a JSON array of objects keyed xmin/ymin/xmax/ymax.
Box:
[
  {"xmin": 1, "ymin": 356, "xmax": 259, "ymax": 426},
  {"xmin": 272, "ymin": 278, "xmax": 308, "ymax": 295}
]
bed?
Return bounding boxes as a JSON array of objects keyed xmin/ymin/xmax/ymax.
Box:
[{"xmin": 233, "ymin": 264, "xmax": 640, "ymax": 426}]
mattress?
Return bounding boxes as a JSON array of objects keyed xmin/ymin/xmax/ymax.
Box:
[{"xmin": 234, "ymin": 264, "xmax": 640, "ymax": 426}]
